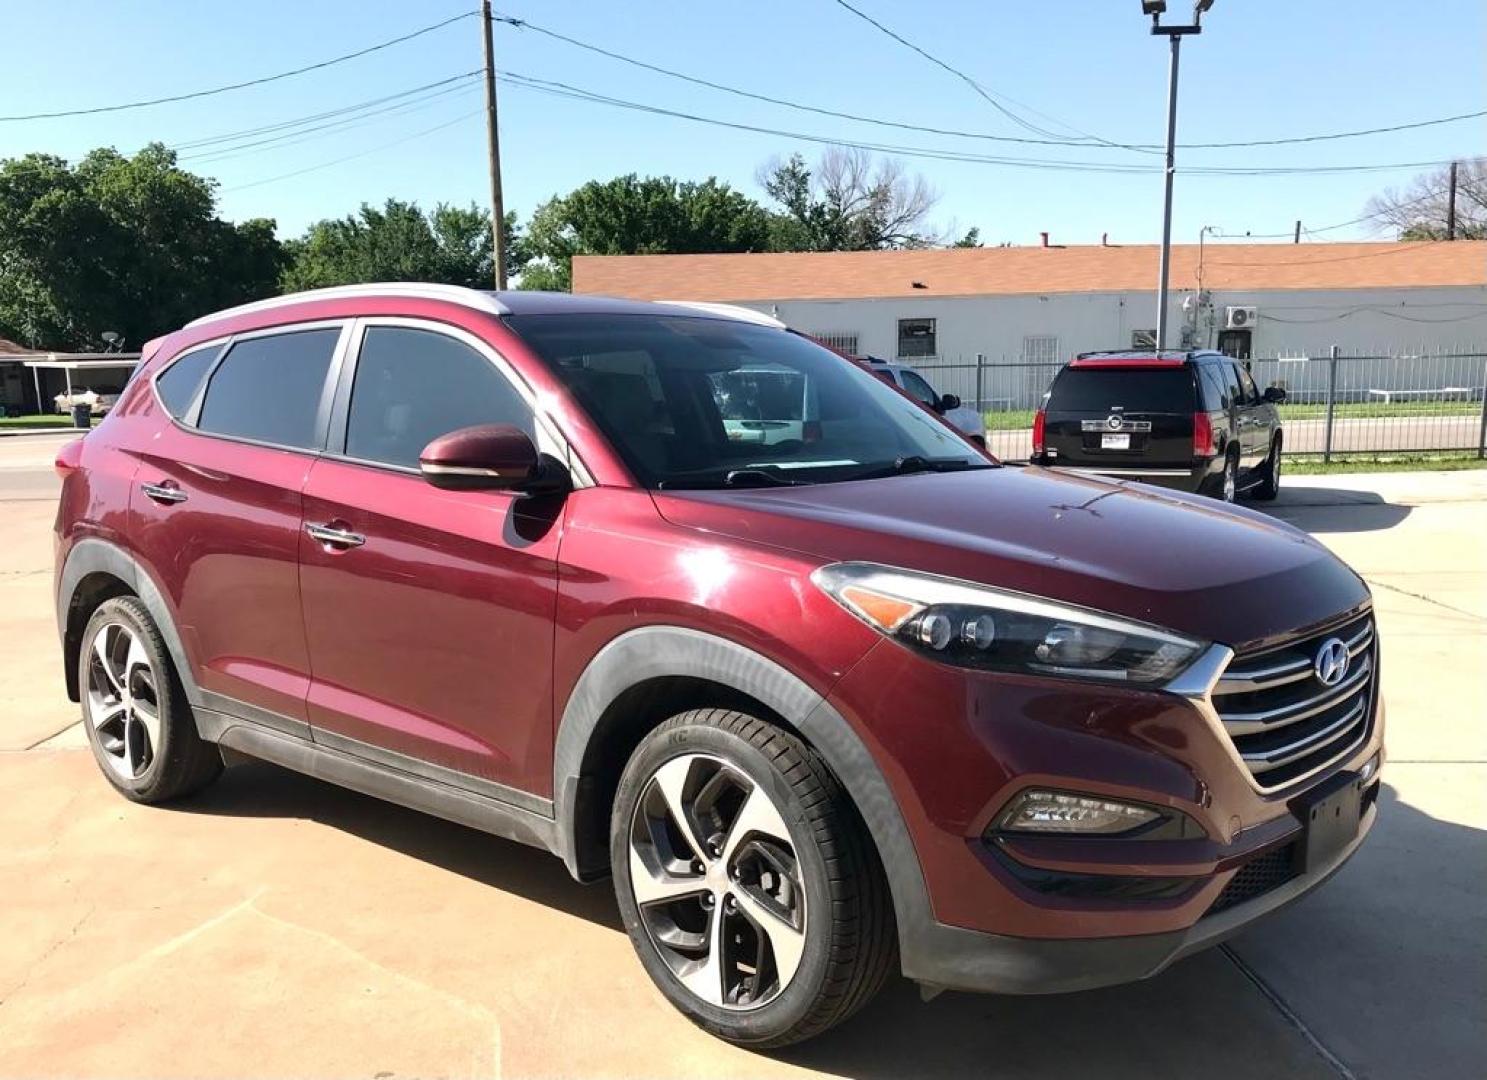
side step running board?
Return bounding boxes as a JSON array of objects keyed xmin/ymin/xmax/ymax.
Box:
[{"xmin": 206, "ymin": 712, "xmax": 563, "ymax": 858}]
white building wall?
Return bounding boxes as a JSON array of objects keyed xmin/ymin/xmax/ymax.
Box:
[{"xmin": 731, "ymin": 285, "xmax": 1487, "ymax": 362}]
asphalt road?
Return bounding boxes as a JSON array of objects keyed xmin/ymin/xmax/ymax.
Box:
[
  {"xmin": 1, "ymin": 433, "xmax": 1483, "ymax": 1079},
  {"xmin": 987, "ymin": 413, "xmax": 1484, "ymax": 461}
]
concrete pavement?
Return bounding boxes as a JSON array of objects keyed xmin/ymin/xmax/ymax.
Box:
[{"xmin": 0, "ymin": 449, "xmax": 1483, "ymax": 1078}]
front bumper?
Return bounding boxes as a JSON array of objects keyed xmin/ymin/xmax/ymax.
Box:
[{"xmin": 902, "ymin": 795, "xmax": 1377, "ymax": 995}]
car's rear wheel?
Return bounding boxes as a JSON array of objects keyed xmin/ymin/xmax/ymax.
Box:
[
  {"xmin": 611, "ymin": 709, "xmax": 895, "ymax": 1047},
  {"xmin": 79, "ymin": 597, "xmax": 221, "ymax": 803},
  {"xmin": 1254, "ymin": 438, "xmax": 1282, "ymax": 501}
]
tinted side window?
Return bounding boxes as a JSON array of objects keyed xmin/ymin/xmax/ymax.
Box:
[
  {"xmin": 1236, "ymin": 364, "xmax": 1261, "ymax": 404},
  {"xmin": 1221, "ymin": 362, "xmax": 1243, "ymax": 405},
  {"xmin": 899, "ymin": 370, "xmax": 939, "ymax": 407},
  {"xmin": 345, "ymin": 327, "xmax": 532, "ymax": 469},
  {"xmin": 1196, "ymin": 364, "xmax": 1226, "ymax": 410},
  {"xmin": 154, "ymin": 345, "xmax": 219, "ymax": 419},
  {"xmin": 198, "ymin": 328, "xmax": 339, "ymax": 449}
]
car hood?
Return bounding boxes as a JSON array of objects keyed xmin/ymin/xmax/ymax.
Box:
[{"xmin": 652, "ymin": 465, "xmax": 1368, "ymax": 652}]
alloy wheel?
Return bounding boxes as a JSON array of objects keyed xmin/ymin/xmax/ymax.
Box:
[
  {"xmin": 85, "ymin": 622, "xmax": 160, "ymax": 781},
  {"xmin": 627, "ymin": 753, "xmax": 807, "ymax": 1011},
  {"xmin": 1223, "ymin": 459, "xmax": 1237, "ymax": 502}
]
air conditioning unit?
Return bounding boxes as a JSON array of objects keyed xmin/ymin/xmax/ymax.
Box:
[{"xmin": 1225, "ymin": 305, "xmax": 1258, "ymax": 330}]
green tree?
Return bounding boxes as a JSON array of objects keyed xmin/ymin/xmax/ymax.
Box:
[
  {"xmin": 0, "ymin": 144, "xmax": 283, "ymax": 349},
  {"xmin": 519, "ymin": 174, "xmax": 772, "ymax": 291},
  {"xmin": 760, "ymin": 148, "xmax": 941, "ymax": 252},
  {"xmin": 282, "ymin": 201, "xmax": 527, "ymax": 291}
]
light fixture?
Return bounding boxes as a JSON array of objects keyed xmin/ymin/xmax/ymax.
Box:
[
  {"xmin": 998, "ymin": 790, "xmax": 1163, "ymax": 835},
  {"xmin": 1141, "ymin": 1, "xmax": 1167, "ymax": 14}
]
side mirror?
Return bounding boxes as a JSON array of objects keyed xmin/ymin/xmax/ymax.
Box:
[
  {"xmin": 1262, "ymin": 385, "xmax": 1287, "ymax": 404},
  {"xmin": 938, "ymin": 393, "xmax": 961, "ymax": 412},
  {"xmin": 418, "ymin": 424, "xmax": 568, "ymax": 494}
]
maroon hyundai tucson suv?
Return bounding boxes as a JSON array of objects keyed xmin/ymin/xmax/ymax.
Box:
[{"xmin": 54, "ymin": 285, "xmax": 1383, "ymax": 1047}]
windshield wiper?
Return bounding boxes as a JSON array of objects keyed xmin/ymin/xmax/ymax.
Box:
[
  {"xmin": 657, "ymin": 467, "xmax": 809, "ymax": 490},
  {"xmin": 848, "ymin": 456, "xmax": 993, "ymax": 481}
]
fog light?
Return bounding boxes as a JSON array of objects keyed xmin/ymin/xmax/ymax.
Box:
[
  {"xmin": 998, "ymin": 790, "xmax": 1162, "ymax": 835},
  {"xmin": 1359, "ymin": 753, "xmax": 1381, "ymax": 783}
]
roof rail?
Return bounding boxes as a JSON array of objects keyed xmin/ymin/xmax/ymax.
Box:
[
  {"xmin": 185, "ymin": 282, "xmax": 510, "ymax": 328},
  {"xmin": 655, "ymin": 301, "xmax": 786, "ymax": 328}
]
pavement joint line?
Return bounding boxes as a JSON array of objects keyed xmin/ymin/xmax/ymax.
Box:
[
  {"xmin": 1219, "ymin": 943, "xmax": 1359, "ymax": 1080},
  {"xmin": 23, "ymin": 721, "xmax": 82, "ymax": 751},
  {"xmin": 1362, "ymin": 578, "xmax": 1487, "ymax": 623}
]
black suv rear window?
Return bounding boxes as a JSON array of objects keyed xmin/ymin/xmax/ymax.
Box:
[{"xmin": 1048, "ymin": 367, "xmax": 1194, "ymax": 413}]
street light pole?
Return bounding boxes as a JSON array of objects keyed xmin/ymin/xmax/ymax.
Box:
[
  {"xmin": 1144, "ymin": 1, "xmax": 1213, "ymax": 350},
  {"xmin": 1155, "ymin": 31, "xmax": 1181, "ymax": 351}
]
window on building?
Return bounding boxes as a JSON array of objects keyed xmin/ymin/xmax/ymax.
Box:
[
  {"xmin": 897, "ymin": 318, "xmax": 936, "ymax": 358},
  {"xmin": 1131, "ymin": 329, "xmax": 1157, "ymax": 349},
  {"xmin": 154, "ymin": 344, "xmax": 221, "ymax": 419},
  {"xmin": 1021, "ymin": 335, "xmax": 1060, "ymax": 364},
  {"xmin": 346, "ymin": 327, "xmax": 533, "ymax": 469},
  {"xmin": 197, "ymin": 328, "xmax": 339, "ymax": 449},
  {"xmin": 812, "ymin": 332, "xmax": 860, "ymax": 356}
]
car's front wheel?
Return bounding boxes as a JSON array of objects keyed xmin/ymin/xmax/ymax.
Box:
[{"xmin": 611, "ymin": 709, "xmax": 895, "ymax": 1047}]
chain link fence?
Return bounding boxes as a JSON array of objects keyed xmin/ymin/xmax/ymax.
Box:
[{"xmin": 909, "ymin": 348, "xmax": 1487, "ymax": 463}]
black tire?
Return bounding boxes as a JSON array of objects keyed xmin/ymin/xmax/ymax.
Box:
[
  {"xmin": 611, "ymin": 709, "xmax": 896, "ymax": 1048},
  {"xmin": 1253, "ymin": 438, "xmax": 1282, "ymax": 501},
  {"xmin": 78, "ymin": 596, "xmax": 221, "ymax": 803}
]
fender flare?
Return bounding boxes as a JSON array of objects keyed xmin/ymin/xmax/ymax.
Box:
[
  {"xmin": 552, "ymin": 625, "xmax": 935, "ymax": 959},
  {"xmin": 57, "ymin": 538, "xmax": 205, "ymax": 708}
]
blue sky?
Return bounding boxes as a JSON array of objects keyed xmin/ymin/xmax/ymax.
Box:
[{"xmin": 2, "ymin": 1, "xmax": 1482, "ymax": 247}]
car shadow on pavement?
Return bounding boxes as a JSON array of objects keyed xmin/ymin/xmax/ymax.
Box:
[
  {"xmin": 176, "ymin": 759, "xmax": 624, "ymax": 931},
  {"xmin": 1259, "ymin": 485, "xmax": 1412, "ymax": 533},
  {"xmin": 782, "ymin": 782, "xmax": 1486, "ymax": 1080},
  {"xmin": 173, "ymin": 763, "xmax": 1483, "ymax": 1079}
]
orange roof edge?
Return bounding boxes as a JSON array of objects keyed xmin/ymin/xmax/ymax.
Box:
[{"xmin": 571, "ymin": 241, "xmax": 1487, "ymax": 303}]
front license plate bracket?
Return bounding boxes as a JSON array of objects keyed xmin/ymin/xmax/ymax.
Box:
[{"xmin": 1292, "ymin": 771, "xmax": 1363, "ymax": 874}]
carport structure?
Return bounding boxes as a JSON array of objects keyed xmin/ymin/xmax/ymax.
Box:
[{"xmin": 22, "ymin": 354, "xmax": 141, "ymax": 415}]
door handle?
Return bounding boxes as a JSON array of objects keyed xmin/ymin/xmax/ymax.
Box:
[
  {"xmin": 305, "ymin": 522, "xmax": 365, "ymax": 549},
  {"xmin": 140, "ymin": 481, "xmax": 187, "ymax": 505}
]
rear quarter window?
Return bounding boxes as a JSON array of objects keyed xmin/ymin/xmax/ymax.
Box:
[
  {"xmin": 1047, "ymin": 367, "xmax": 1195, "ymax": 413},
  {"xmin": 153, "ymin": 344, "xmax": 220, "ymax": 419}
]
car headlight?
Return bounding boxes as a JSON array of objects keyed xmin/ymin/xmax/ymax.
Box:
[{"xmin": 811, "ymin": 562, "xmax": 1203, "ymax": 684}]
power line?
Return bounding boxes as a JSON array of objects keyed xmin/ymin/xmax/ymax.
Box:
[
  {"xmin": 1184, "ymin": 110, "xmax": 1487, "ymax": 149},
  {"xmin": 0, "ymin": 10, "xmax": 477, "ymax": 122},
  {"xmin": 499, "ymin": 70, "xmax": 1465, "ymax": 178},
  {"xmin": 1239, "ymin": 188, "xmax": 1448, "ymax": 240},
  {"xmin": 223, "ymin": 108, "xmax": 482, "ymax": 192},
  {"xmin": 180, "ymin": 78, "xmax": 481, "ymax": 165},
  {"xmin": 493, "ymin": 11, "xmax": 1485, "ymax": 153},
  {"xmin": 171, "ymin": 71, "xmax": 481, "ymax": 152},
  {"xmin": 828, "ymin": 0, "xmax": 1149, "ymax": 152}
]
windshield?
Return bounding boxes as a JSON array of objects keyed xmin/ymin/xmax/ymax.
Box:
[{"xmin": 507, "ymin": 314, "xmax": 987, "ymax": 488}]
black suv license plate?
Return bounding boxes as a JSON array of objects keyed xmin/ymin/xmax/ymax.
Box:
[{"xmin": 1295, "ymin": 773, "xmax": 1363, "ymax": 873}]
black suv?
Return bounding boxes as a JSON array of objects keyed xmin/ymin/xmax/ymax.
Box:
[{"xmin": 1032, "ymin": 349, "xmax": 1284, "ymax": 502}]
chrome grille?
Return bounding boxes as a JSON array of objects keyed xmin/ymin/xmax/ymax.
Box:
[{"xmin": 1211, "ymin": 613, "xmax": 1375, "ymax": 789}]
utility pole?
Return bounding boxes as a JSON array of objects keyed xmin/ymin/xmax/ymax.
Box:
[
  {"xmin": 480, "ymin": 0, "xmax": 508, "ymax": 289},
  {"xmin": 1145, "ymin": 1, "xmax": 1214, "ymax": 351},
  {"xmin": 1293, "ymin": 220, "xmax": 1301, "ymax": 244},
  {"xmin": 1447, "ymin": 161, "xmax": 1458, "ymax": 241}
]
